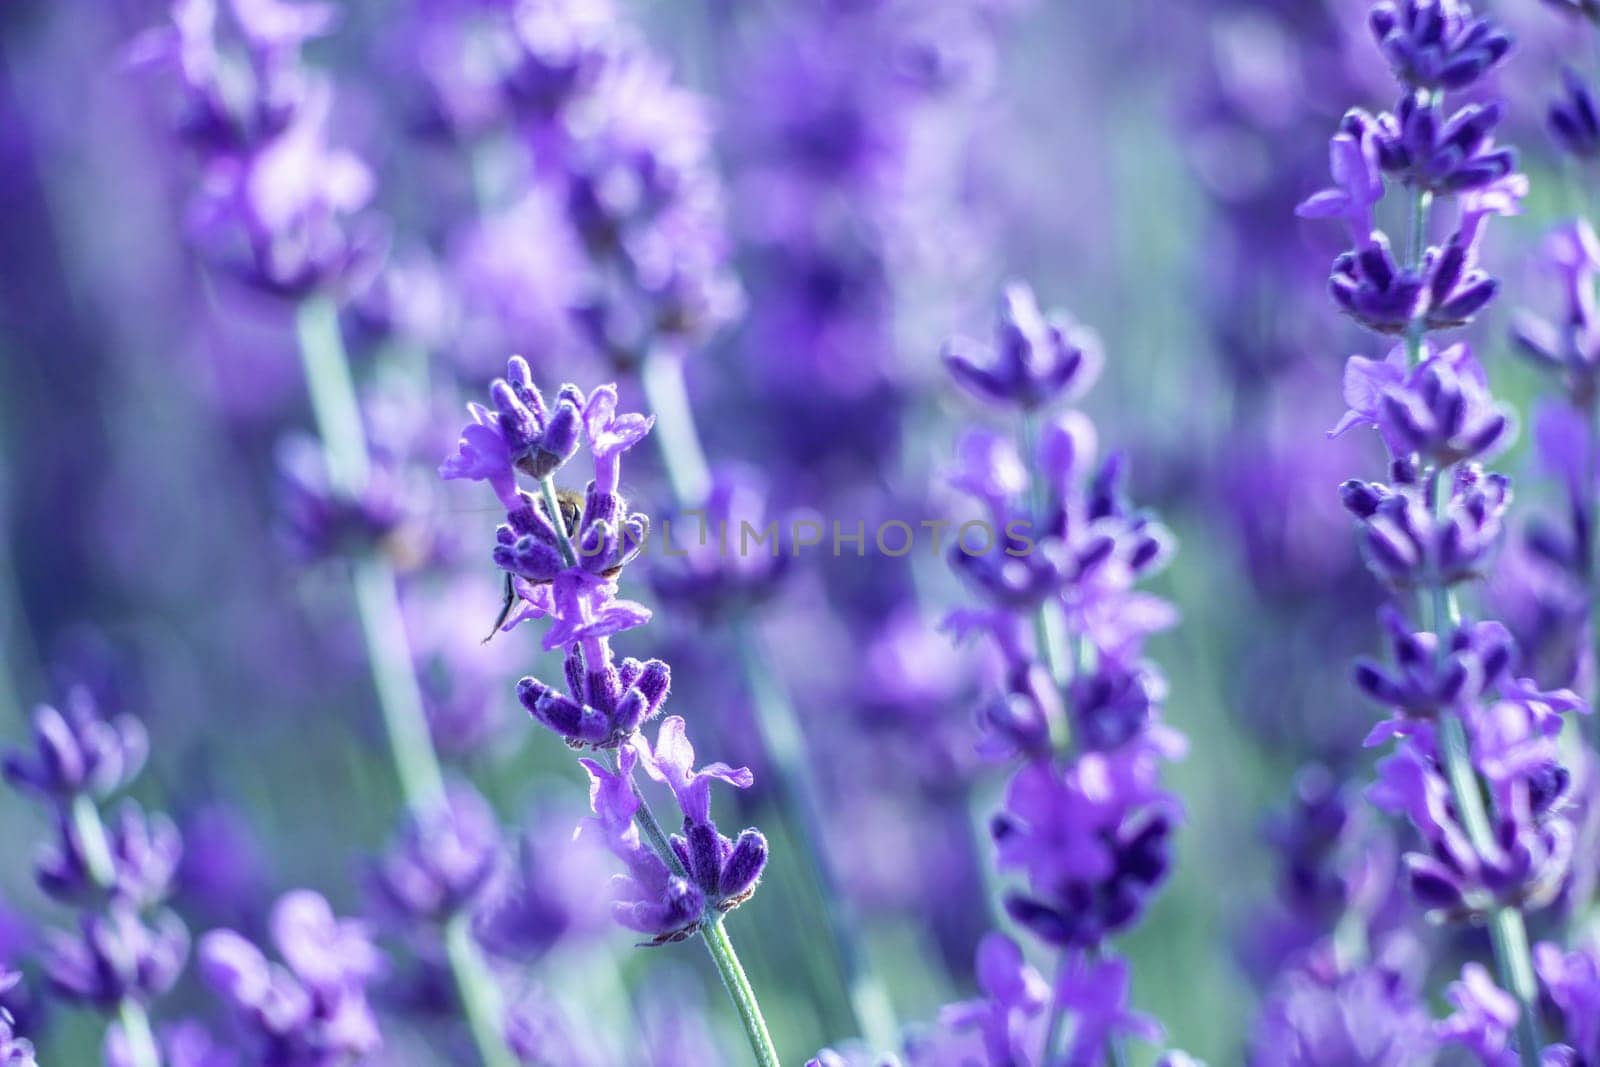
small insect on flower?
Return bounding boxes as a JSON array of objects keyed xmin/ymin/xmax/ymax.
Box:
[{"xmin": 483, "ymin": 487, "xmax": 627, "ymax": 642}]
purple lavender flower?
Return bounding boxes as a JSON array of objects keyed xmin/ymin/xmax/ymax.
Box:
[
  {"xmin": 200, "ymin": 890, "xmax": 384, "ymax": 1064},
  {"xmin": 44, "ymin": 905, "xmax": 189, "ymax": 1010},
  {"xmin": 275, "ymin": 435, "xmax": 420, "ymax": 564},
  {"xmin": 942, "ymin": 283, "xmax": 1103, "ymax": 412},
  {"xmin": 3, "ymin": 690, "xmax": 148, "ymax": 800},
  {"xmin": 1339, "ymin": 464, "xmax": 1512, "ymax": 590},
  {"xmin": 36, "ymin": 800, "xmax": 184, "ymax": 909},
  {"xmin": 1359, "ymin": 96, "xmax": 1518, "ymax": 195},
  {"xmin": 1512, "ymin": 220, "xmax": 1600, "ymax": 404},
  {"xmin": 577, "ymin": 719, "xmax": 767, "ymax": 943},
  {"xmin": 439, "ymin": 357, "xmax": 590, "ymax": 509},
  {"xmin": 0, "ymin": 974, "xmax": 35, "ymax": 1067},
  {"xmin": 649, "ymin": 465, "xmax": 795, "ymax": 620},
  {"xmin": 1053, "ymin": 953, "xmax": 1163, "ymax": 1067},
  {"xmin": 371, "ymin": 782, "xmax": 502, "ymax": 925},
  {"xmin": 1367, "ymin": 0, "xmax": 1512, "ymax": 91},
  {"xmin": 1437, "ymin": 963, "xmax": 1519, "ymax": 1066},
  {"xmin": 1250, "ymin": 939, "xmax": 1437, "ymax": 1066},
  {"xmin": 1330, "ymin": 341, "xmax": 1512, "ymax": 465},
  {"xmin": 937, "ymin": 932, "xmax": 1049, "ymax": 1065},
  {"xmin": 1535, "ymin": 936, "xmax": 1600, "ymax": 1059},
  {"xmin": 1549, "ymin": 68, "xmax": 1600, "ymax": 159},
  {"xmin": 132, "ymin": 0, "xmax": 384, "ymax": 299}
]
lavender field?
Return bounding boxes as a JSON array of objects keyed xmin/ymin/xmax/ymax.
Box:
[{"xmin": 2, "ymin": 0, "xmax": 1600, "ymax": 1064}]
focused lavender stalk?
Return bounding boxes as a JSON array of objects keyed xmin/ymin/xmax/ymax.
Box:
[
  {"xmin": 4, "ymin": 688, "xmax": 183, "ymax": 1067},
  {"xmin": 924, "ymin": 285, "xmax": 1188, "ymax": 1065},
  {"xmin": 441, "ymin": 364, "xmax": 779, "ymax": 1066},
  {"xmin": 127, "ymin": 6, "xmax": 514, "ymax": 1064},
  {"xmin": 1296, "ymin": 3, "xmax": 1585, "ymax": 1064},
  {"xmin": 408, "ymin": 0, "xmax": 897, "ymax": 1044}
]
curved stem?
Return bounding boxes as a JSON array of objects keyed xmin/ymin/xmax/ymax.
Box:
[
  {"xmin": 702, "ymin": 913, "xmax": 783, "ymax": 1067},
  {"xmin": 638, "ymin": 351, "xmax": 897, "ymax": 1050},
  {"xmin": 295, "ymin": 295, "xmax": 516, "ymax": 1067}
]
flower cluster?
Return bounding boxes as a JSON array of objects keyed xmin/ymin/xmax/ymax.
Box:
[
  {"xmin": 199, "ymin": 890, "xmax": 384, "ymax": 1063},
  {"xmin": 129, "ymin": 0, "xmax": 382, "ymax": 298},
  {"xmin": 3, "ymin": 688, "xmax": 187, "ymax": 1059},
  {"xmin": 930, "ymin": 283, "xmax": 1184, "ymax": 1063},
  {"xmin": 1297, "ymin": 1, "xmax": 1591, "ymax": 1062},
  {"xmin": 443, "ymin": 362, "xmax": 767, "ymax": 943}
]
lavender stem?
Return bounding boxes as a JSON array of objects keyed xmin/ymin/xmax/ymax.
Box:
[
  {"xmin": 598, "ymin": 747, "xmax": 781, "ymax": 1065},
  {"xmin": 116, "ymin": 1000, "xmax": 160, "ymax": 1067},
  {"xmin": 702, "ymin": 913, "xmax": 783, "ymax": 1067},
  {"xmin": 294, "ymin": 295, "xmax": 516, "ymax": 1067},
  {"xmin": 1395, "ymin": 171, "xmax": 1543, "ymax": 1064},
  {"xmin": 638, "ymin": 352, "xmax": 899, "ymax": 1050}
]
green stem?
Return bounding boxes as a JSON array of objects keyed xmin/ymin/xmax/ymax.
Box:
[
  {"xmin": 1436, "ymin": 713, "xmax": 1545, "ymax": 1066},
  {"xmin": 70, "ymin": 792, "xmax": 116, "ymax": 888},
  {"xmin": 444, "ymin": 915, "xmax": 517, "ymax": 1067},
  {"xmin": 1421, "ymin": 482, "xmax": 1543, "ymax": 1067},
  {"xmin": 1395, "ymin": 168, "xmax": 1543, "ymax": 1062},
  {"xmin": 702, "ymin": 913, "xmax": 783, "ymax": 1067},
  {"xmin": 539, "ymin": 476, "xmax": 580, "ymax": 568},
  {"xmin": 638, "ymin": 351, "xmax": 897, "ymax": 1050},
  {"xmin": 639, "ymin": 350, "xmax": 711, "ymax": 505},
  {"xmin": 733, "ymin": 625, "xmax": 899, "ymax": 1051},
  {"xmin": 294, "ymin": 295, "xmax": 516, "ymax": 1067},
  {"xmin": 117, "ymin": 999, "xmax": 160, "ymax": 1067}
]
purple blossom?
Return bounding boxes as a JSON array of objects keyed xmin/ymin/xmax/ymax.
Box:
[
  {"xmin": 439, "ymin": 357, "xmax": 586, "ymax": 508},
  {"xmin": 1296, "ymin": 128, "xmax": 1384, "ymax": 247},
  {"xmin": 1330, "ymin": 341, "xmax": 1513, "ymax": 465},
  {"xmin": 371, "ymin": 782, "xmax": 502, "ymax": 924},
  {"xmin": 1436, "ymin": 963, "xmax": 1519, "ymax": 1067},
  {"xmin": 942, "ymin": 283, "xmax": 1104, "ymax": 411},
  {"xmin": 1549, "ymin": 68, "xmax": 1600, "ymax": 159},
  {"xmin": 1367, "ymin": 0, "xmax": 1512, "ymax": 91},
  {"xmin": 3, "ymin": 690, "xmax": 148, "ymax": 801},
  {"xmin": 1535, "ymin": 937, "xmax": 1600, "ymax": 1058},
  {"xmin": 1250, "ymin": 939, "xmax": 1437, "ymax": 1066},
  {"xmin": 1053, "ymin": 953, "xmax": 1163, "ymax": 1067},
  {"xmin": 200, "ymin": 891, "xmax": 384, "ymax": 1064},
  {"xmin": 0, "ymin": 975, "xmax": 35, "ymax": 1067},
  {"xmin": 44, "ymin": 905, "xmax": 190, "ymax": 1010},
  {"xmin": 937, "ymin": 933, "xmax": 1049, "ymax": 1065},
  {"xmin": 1339, "ymin": 464, "xmax": 1512, "ymax": 590}
]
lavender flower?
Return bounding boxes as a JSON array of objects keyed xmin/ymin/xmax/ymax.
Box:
[
  {"xmin": 3, "ymin": 689, "xmax": 148, "ymax": 800},
  {"xmin": 5, "ymin": 684, "xmax": 187, "ymax": 1065},
  {"xmin": 1549, "ymin": 68, "xmax": 1600, "ymax": 159},
  {"xmin": 1299, "ymin": 1, "xmax": 1578, "ymax": 1061},
  {"xmin": 0, "ymin": 975, "xmax": 33, "ymax": 1067},
  {"xmin": 942, "ymin": 283, "xmax": 1103, "ymax": 412},
  {"xmin": 200, "ymin": 890, "xmax": 384, "ymax": 1065},
  {"xmin": 132, "ymin": 0, "xmax": 383, "ymax": 298},
  {"xmin": 371, "ymin": 782, "xmax": 502, "ymax": 925},
  {"xmin": 1366, "ymin": 0, "xmax": 1512, "ymax": 91},
  {"xmin": 444, "ymin": 368, "xmax": 776, "ymax": 1055},
  {"xmin": 1250, "ymin": 939, "xmax": 1437, "ymax": 1066},
  {"xmin": 936, "ymin": 286, "xmax": 1182, "ymax": 1064}
]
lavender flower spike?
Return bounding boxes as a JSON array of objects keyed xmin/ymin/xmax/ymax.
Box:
[
  {"xmin": 446, "ymin": 367, "xmax": 779, "ymax": 1065},
  {"xmin": 1298, "ymin": 1, "xmax": 1560, "ymax": 1063}
]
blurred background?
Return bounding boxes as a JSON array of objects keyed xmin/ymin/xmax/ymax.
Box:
[{"xmin": 0, "ymin": 0, "xmax": 1592, "ymax": 1063}]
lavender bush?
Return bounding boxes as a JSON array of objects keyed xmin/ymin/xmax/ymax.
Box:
[{"xmin": 9, "ymin": 0, "xmax": 1600, "ymax": 1064}]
